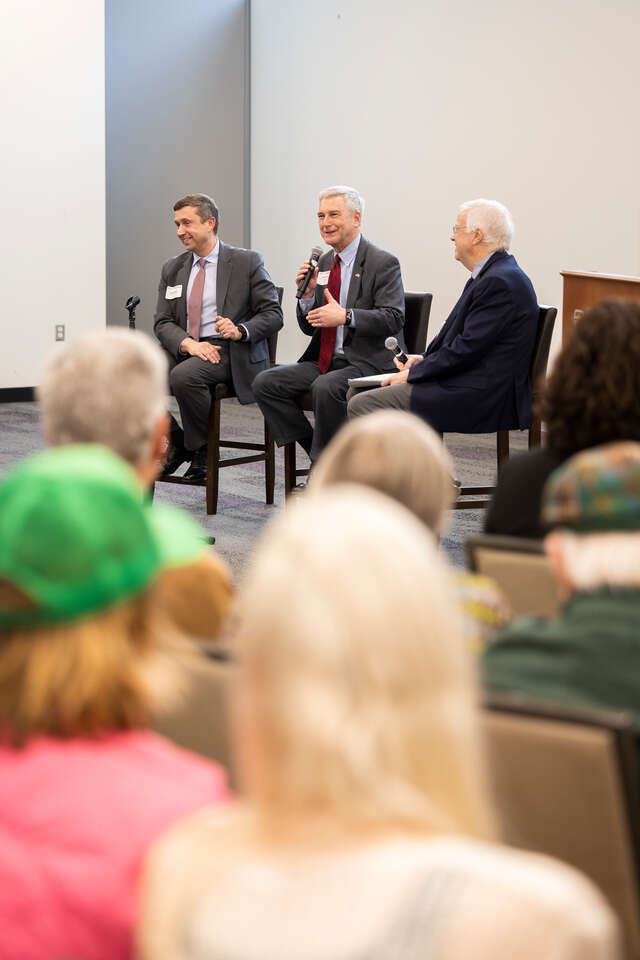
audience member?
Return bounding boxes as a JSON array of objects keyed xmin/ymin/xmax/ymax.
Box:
[
  {"xmin": 138, "ymin": 487, "xmax": 617, "ymax": 960},
  {"xmin": 311, "ymin": 410, "xmax": 509, "ymax": 646},
  {"xmin": 253, "ymin": 185, "xmax": 405, "ymax": 466},
  {"xmin": 485, "ymin": 299, "xmax": 640, "ymax": 538},
  {"xmin": 0, "ymin": 445, "xmax": 230, "ymax": 960},
  {"xmin": 348, "ymin": 199, "xmax": 538, "ymax": 439},
  {"xmin": 38, "ymin": 329, "xmax": 234, "ymax": 643},
  {"xmin": 154, "ymin": 193, "xmax": 283, "ymax": 482},
  {"xmin": 484, "ymin": 442, "xmax": 640, "ymax": 729}
]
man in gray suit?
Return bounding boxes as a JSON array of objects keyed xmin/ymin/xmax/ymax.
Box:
[
  {"xmin": 252, "ymin": 186, "xmax": 405, "ymax": 465},
  {"xmin": 154, "ymin": 193, "xmax": 283, "ymax": 481}
]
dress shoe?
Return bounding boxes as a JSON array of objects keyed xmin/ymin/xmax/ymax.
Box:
[
  {"xmin": 160, "ymin": 446, "xmax": 189, "ymax": 478},
  {"xmin": 184, "ymin": 446, "xmax": 208, "ymax": 482}
]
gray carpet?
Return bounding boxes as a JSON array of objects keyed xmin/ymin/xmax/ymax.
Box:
[{"xmin": 0, "ymin": 400, "xmax": 528, "ymax": 577}]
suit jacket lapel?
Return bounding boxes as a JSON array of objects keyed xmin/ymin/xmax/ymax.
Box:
[
  {"xmin": 346, "ymin": 236, "xmax": 367, "ymax": 308},
  {"xmin": 216, "ymin": 241, "xmax": 231, "ymax": 316},
  {"xmin": 176, "ymin": 254, "xmax": 193, "ymax": 328}
]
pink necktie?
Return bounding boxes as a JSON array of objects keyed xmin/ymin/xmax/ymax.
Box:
[
  {"xmin": 188, "ymin": 259, "xmax": 206, "ymax": 339},
  {"xmin": 317, "ymin": 254, "xmax": 341, "ymax": 374}
]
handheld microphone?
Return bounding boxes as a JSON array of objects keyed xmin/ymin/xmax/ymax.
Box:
[
  {"xmin": 296, "ymin": 246, "xmax": 323, "ymax": 299},
  {"xmin": 385, "ymin": 336, "xmax": 408, "ymax": 365}
]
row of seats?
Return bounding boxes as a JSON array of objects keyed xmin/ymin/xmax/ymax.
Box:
[{"xmin": 156, "ymin": 651, "xmax": 640, "ymax": 959}]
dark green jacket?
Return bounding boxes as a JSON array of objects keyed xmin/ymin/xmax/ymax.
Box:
[{"xmin": 483, "ymin": 588, "xmax": 640, "ymax": 730}]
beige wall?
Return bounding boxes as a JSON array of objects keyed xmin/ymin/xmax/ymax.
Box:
[{"xmin": 0, "ymin": 0, "xmax": 105, "ymax": 389}]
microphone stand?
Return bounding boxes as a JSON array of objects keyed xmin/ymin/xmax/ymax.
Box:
[{"xmin": 125, "ymin": 295, "xmax": 140, "ymax": 329}]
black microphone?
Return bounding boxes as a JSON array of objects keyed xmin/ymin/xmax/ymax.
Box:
[
  {"xmin": 296, "ymin": 246, "xmax": 323, "ymax": 299},
  {"xmin": 125, "ymin": 295, "xmax": 141, "ymax": 330},
  {"xmin": 385, "ymin": 336, "xmax": 408, "ymax": 365}
]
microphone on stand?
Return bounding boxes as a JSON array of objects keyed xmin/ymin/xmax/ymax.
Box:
[
  {"xmin": 385, "ymin": 336, "xmax": 408, "ymax": 365},
  {"xmin": 296, "ymin": 246, "xmax": 323, "ymax": 299},
  {"xmin": 125, "ymin": 296, "xmax": 141, "ymax": 329}
]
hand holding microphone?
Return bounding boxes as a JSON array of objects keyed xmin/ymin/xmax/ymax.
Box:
[{"xmin": 296, "ymin": 245, "xmax": 323, "ymax": 299}]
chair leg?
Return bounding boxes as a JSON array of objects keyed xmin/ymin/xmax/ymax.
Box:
[
  {"xmin": 206, "ymin": 399, "xmax": 221, "ymax": 515},
  {"xmin": 497, "ymin": 430, "xmax": 510, "ymax": 466},
  {"xmin": 284, "ymin": 442, "xmax": 297, "ymax": 497},
  {"xmin": 265, "ymin": 420, "xmax": 275, "ymax": 505},
  {"xmin": 529, "ymin": 416, "xmax": 542, "ymax": 449}
]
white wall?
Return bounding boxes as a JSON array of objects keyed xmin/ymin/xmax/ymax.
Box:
[
  {"xmin": 0, "ymin": 0, "xmax": 105, "ymax": 389},
  {"xmin": 251, "ymin": 0, "xmax": 640, "ymax": 363}
]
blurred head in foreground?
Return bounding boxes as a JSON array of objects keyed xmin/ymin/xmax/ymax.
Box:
[
  {"xmin": 38, "ymin": 328, "xmax": 169, "ymax": 489},
  {"xmin": 539, "ymin": 299, "xmax": 640, "ymax": 456},
  {"xmin": 311, "ymin": 410, "xmax": 456, "ymax": 535},
  {"xmin": 543, "ymin": 441, "xmax": 640, "ymax": 598},
  {"xmin": 233, "ymin": 485, "xmax": 494, "ymax": 841},
  {"xmin": 0, "ymin": 444, "xmax": 221, "ymax": 746}
]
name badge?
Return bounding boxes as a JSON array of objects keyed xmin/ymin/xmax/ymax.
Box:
[
  {"xmin": 165, "ymin": 284, "xmax": 182, "ymax": 300},
  {"xmin": 316, "ymin": 270, "xmax": 330, "ymax": 286}
]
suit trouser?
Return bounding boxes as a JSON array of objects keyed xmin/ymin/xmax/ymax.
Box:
[
  {"xmin": 347, "ymin": 381, "xmax": 413, "ymax": 418},
  {"xmin": 252, "ymin": 358, "xmax": 364, "ymax": 462},
  {"xmin": 166, "ymin": 340, "xmax": 231, "ymax": 452}
]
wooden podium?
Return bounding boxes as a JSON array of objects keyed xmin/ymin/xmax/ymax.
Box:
[{"xmin": 561, "ymin": 270, "xmax": 640, "ymax": 344}]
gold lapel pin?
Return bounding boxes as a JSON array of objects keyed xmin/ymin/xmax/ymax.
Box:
[{"xmin": 355, "ymin": 273, "xmax": 361, "ymax": 279}]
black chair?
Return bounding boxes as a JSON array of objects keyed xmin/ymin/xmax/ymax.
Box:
[
  {"xmin": 158, "ymin": 286, "xmax": 283, "ymax": 515},
  {"xmin": 283, "ymin": 291, "xmax": 433, "ymax": 496},
  {"xmin": 454, "ymin": 304, "xmax": 557, "ymax": 510}
]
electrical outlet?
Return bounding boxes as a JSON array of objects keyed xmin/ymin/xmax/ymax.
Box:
[{"xmin": 55, "ymin": 324, "xmax": 65, "ymax": 341}]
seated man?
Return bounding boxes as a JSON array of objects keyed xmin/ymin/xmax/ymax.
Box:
[
  {"xmin": 154, "ymin": 193, "xmax": 283, "ymax": 481},
  {"xmin": 483, "ymin": 442, "xmax": 640, "ymax": 730},
  {"xmin": 252, "ymin": 185, "xmax": 405, "ymax": 466},
  {"xmin": 348, "ymin": 199, "xmax": 538, "ymax": 434},
  {"xmin": 37, "ymin": 329, "xmax": 234, "ymax": 643}
]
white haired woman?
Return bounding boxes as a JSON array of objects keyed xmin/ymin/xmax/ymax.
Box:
[{"xmin": 138, "ymin": 486, "xmax": 617, "ymax": 960}]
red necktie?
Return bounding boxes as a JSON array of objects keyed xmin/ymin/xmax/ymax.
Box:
[
  {"xmin": 317, "ymin": 254, "xmax": 341, "ymax": 374},
  {"xmin": 188, "ymin": 259, "xmax": 206, "ymax": 339}
]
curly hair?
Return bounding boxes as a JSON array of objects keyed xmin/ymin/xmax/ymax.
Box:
[{"xmin": 539, "ymin": 299, "xmax": 640, "ymax": 455}]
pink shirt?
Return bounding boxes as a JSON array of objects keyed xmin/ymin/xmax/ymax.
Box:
[{"xmin": 0, "ymin": 729, "xmax": 230, "ymax": 959}]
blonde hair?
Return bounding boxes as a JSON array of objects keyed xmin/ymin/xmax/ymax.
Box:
[
  {"xmin": 311, "ymin": 411, "xmax": 455, "ymax": 535},
  {"xmin": 154, "ymin": 553, "xmax": 234, "ymax": 644},
  {"xmin": 0, "ymin": 583, "xmax": 192, "ymax": 747},
  {"xmin": 233, "ymin": 486, "xmax": 495, "ymax": 842}
]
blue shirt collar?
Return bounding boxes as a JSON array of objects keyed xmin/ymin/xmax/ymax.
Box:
[{"xmin": 334, "ymin": 233, "xmax": 361, "ymax": 266}]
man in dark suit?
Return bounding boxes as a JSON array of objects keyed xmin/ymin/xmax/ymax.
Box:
[
  {"xmin": 154, "ymin": 193, "xmax": 283, "ymax": 481},
  {"xmin": 252, "ymin": 186, "xmax": 405, "ymax": 464},
  {"xmin": 348, "ymin": 199, "xmax": 538, "ymax": 433}
]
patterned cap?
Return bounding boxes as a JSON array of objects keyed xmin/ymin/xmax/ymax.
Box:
[{"xmin": 542, "ymin": 442, "xmax": 640, "ymax": 532}]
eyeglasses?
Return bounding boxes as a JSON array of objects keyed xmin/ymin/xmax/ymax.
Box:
[{"xmin": 451, "ymin": 224, "xmax": 469, "ymax": 234}]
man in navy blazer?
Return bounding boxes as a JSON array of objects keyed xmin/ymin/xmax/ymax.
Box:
[{"xmin": 348, "ymin": 199, "xmax": 538, "ymax": 434}]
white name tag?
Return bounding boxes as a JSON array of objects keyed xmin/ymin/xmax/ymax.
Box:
[
  {"xmin": 165, "ymin": 284, "xmax": 182, "ymax": 300},
  {"xmin": 317, "ymin": 270, "xmax": 330, "ymax": 286}
]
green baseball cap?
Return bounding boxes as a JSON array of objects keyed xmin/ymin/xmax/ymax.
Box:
[
  {"xmin": 543, "ymin": 441, "xmax": 640, "ymax": 533},
  {"xmin": 0, "ymin": 444, "xmax": 208, "ymax": 628}
]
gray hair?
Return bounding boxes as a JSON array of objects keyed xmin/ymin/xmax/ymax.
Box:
[
  {"xmin": 318, "ymin": 185, "xmax": 365, "ymax": 216},
  {"xmin": 459, "ymin": 199, "xmax": 514, "ymax": 251},
  {"xmin": 38, "ymin": 329, "xmax": 168, "ymax": 468}
]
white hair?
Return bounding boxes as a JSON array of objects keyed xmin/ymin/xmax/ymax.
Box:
[
  {"xmin": 459, "ymin": 199, "xmax": 514, "ymax": 251},
  {"xmin": 318, "ymin": 185, "xmax": 365, "ymax": 216},
  {"xmin": 311, "ymin": 411, "xmax": 455, "ymax": 535},
  {"xmin": 38, "ymin": 329, "xmax": 168, "ymax": 468},
  {"xmin": 553, "ymin": 531, "xmax": 640, "ymax": 591}
]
